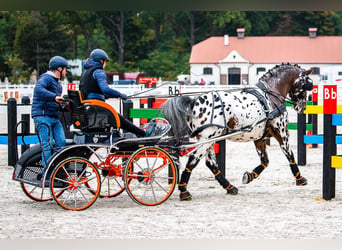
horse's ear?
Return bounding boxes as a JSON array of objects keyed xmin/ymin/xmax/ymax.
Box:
[{"xmin": 306, "ymin": 69, "xmax": 313, "ymax": 75}]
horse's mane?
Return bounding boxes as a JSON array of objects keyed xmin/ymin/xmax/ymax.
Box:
[
  {"xmin": 260, "ymin": 63, "xmax": 302, "ymax": 82},
  {"xmin": 162, "ymin": 95, "xmax": 193, "ymax": 141}
]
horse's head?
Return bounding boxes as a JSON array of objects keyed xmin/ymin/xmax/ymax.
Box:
[
  {"xmin": 260, "ymin": 63, "xmax": 313, "ymax": 113},
  {"xmin": 289, "ymin": 68, "xmax": 313, "ymax": 112}
]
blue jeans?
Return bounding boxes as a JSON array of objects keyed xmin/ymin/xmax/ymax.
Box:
[{"xmin": 33, "ymin": 116, "xmax": 66, "ymax": 168}]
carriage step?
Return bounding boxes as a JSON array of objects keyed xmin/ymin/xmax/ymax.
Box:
[{"xmin": 12, "ymin": 176, "xmax": 43, "ymax": 187}]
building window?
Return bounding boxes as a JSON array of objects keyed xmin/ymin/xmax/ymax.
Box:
[
  {"xmin": 256, "ymin": 67, "xmax": 266, "ymax": 74},
  {"xmin": 321, "ymin": 75, "xmax": 328, "ymax": 81},
  {"xmin": 203, "ymin": 67, "xmax": 213, "ymax": 75},
  {"xmin": 311, "ymin": 67, "xmax": 320, "ymax": 75}
]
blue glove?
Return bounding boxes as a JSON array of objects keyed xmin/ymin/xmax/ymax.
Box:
[{"xmin": 120, "ymin": 93, "xmax": 128, "ymax": 100}]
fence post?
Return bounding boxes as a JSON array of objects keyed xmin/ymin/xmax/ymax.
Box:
[
  {"xmin": 322, "ymin": 114, "xmax": 336, "ymax": 200},
  {"xmin": 297, "ymin": 112, "xmax": 306, "ymax": 166},
  {"xmin": 311, "ymin": 101, "xmax": 318, "ymax": 148},
  {"xmin": 147, "ymin": 97, "xmax": 155, "ymax": 122},
  {"xmin": 21, "ymin": 96, "xmax": 31, "ymax": 154},
  {"xmin": 307, "ymin": 94, "xmax": 318, "ymax": 148},
  {"xmin": 7, "ymin": 98, "xmax": 17, "ymax": 166},
  {"xmin": 216, "ymin": 140, "xmax": 226, "ymax": 177},
  {"xmin": 123, "ymin": 99, "xmax": 133, "ymax": 122}
]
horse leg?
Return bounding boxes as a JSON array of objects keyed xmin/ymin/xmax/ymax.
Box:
[
  {"xmin": 242, "ymin": 139, "xmax": 269, "ymax": 184},
  {"xmin": 178, "ymin": 150, "xmax": 201, "ymax": 201},
  {"xmin": 278, "ymin": 136, "xmax": 307, "ymax": 186},
  {"xmin": 206, "ymin": 145, "xmax": 238, "ymax": 195},
  {"xmin": 270, "ymin": 126, "xmax": 307, "ymax": 186}
]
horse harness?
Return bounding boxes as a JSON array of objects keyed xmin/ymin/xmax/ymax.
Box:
[{"xmin": 190, "ymin": 82, "xmax": 287, "ymax": 140}]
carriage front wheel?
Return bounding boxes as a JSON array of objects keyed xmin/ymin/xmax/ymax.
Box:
[
  {"xmin": 50, "ymin": 157, "xmax": 101, "ymax": 211},
  {"xmin": 124, "ymin": 146, "xmax": 178, "ymax": 206}
]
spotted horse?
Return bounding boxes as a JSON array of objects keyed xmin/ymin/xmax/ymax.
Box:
[{"xmin": 162, "ymin": 63, "xmax": 313, "ymax": 200}]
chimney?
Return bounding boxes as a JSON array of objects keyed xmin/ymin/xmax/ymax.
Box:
[
  {"xmin": 237, "ymin": 28, "xmax": 245, "ymax": 39},
  {"xmin": 224, "ymin": 34, "xmax": 229, "ymax": 46},
  {"xmin": 309, "ymin": 27, "xmax": 317, "ymax": 38}
]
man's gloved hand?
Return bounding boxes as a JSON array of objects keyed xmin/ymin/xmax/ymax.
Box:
[{"xmin": 120, "ymin": 93, "xmax": 128, "ymax": 100}]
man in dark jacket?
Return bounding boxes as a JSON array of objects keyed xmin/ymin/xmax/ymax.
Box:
[
  {"xmin": 79, "ymin": 48, "xmax": 147, "ymax": 137},
  {"xmin": 32, "ymin": 56, "xmax": 69, "ymax": 176}
]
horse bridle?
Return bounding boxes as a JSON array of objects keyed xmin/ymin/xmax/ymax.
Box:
[
  {"xmin": 289, "ymin": 71, "xmax": 313, "ymax": 102},
  {"xmin": 257, "ymin": 70, "xmax": 313, "ymax": 109}
]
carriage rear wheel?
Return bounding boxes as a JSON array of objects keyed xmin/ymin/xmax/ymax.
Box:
[
  {"xmin": 124, "ymin": 146, "xmax": 178, "ymax": 206},
  {"xmin": 21, "ymin": 182, "xmax": 53, "ymax": 202},
  {"xmin": 50, "ymin": 157, "xmax": 101, "ymax": 211},
  {"xmin": 19, "ymin": 153, "xmax": 64, "ymax": 201}
]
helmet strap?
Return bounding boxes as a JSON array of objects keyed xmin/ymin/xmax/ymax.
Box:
[{"xmin": 54, "ymin": 67, "xmax": 64, "ymax": 80}]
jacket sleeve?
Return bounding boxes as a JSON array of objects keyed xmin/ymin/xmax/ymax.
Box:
[
  {"xmin": 93, "ymin": 69, "xmax": 123, "ymax": 98},
  {"xmin": 35, "ymin": 78, "xmax": 57, "ymax": 101}
]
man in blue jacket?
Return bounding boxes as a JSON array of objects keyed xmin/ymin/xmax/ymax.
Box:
[
  {"xmin": 32, "ymin": 56, "xmax": 69, "ymax": 177},
  {"xmin": 79, "ymin": 48, "xmax": 147, "ymax": 137}
]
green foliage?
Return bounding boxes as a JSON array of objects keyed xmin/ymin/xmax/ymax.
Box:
[
  {"xmin": 3, "ymin": 53, "xmax": 29, "ymax": 83},
  {"xmin": 139, "ymin": 48, "xmax": 190, "ymax": 80},
  {"xmin": 1, "ymin": 11, "xmax": 342, "ymax": 83},
  {"xmin": 13, "ymin": 11, "xmax": 71, "ymax": 76}
]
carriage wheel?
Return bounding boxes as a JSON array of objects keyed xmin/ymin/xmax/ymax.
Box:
[
  {"xmin": 50, "ymin": 157, "xmax": 101, "ymax": 211},
  {"xmin": 124, "ymin": 146, "xmax": 177, "ymax": 206},
  {"xmin": 21, "ymin": 182, "xmax": 53, "ymax": 202},
  {"xmin": 87, "ymin": 148, "xmax": 126, "ymax": 198},
  {"xmin": 19, "ymin": 153, "xmax": 64, "ymax": 201}
]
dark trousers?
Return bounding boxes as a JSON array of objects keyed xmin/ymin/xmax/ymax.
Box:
[{"xmin": 118, "ymin": 114, "xmax": 146, "ymax": 137}]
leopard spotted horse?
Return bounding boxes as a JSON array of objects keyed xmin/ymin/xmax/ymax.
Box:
[{"xmin": 162, "ymin": 63, "xmax": 313, "ymax": 200}]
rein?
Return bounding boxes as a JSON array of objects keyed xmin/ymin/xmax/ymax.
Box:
[
  {"xmin": 126, "ymin": 82, "xmax": 244, "ymax": 100},
  {"xmin": 256, "ymin": 80, "xmax": 299, "ymax": 107}
]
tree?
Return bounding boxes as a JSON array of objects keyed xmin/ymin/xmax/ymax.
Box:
[
  {"xmin": 13, "ymin": 11, "xmax": 72, "ymax": 80},
  {"xmin": 3, "ymin": 53, "xmax": 28, "ymax": 83},
  {"xmin": 100, "ymin": 11, "xmax": 125, "ymax": 65}
]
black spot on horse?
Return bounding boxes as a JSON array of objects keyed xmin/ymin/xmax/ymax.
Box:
[{"xmin": 198, "ymin": 97, "xmax": 205, "ymax": 104}]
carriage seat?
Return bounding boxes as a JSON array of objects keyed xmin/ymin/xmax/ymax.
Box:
[{"xmin": 67, "ymin": 89, "xmax": 121, "ymax": 133}]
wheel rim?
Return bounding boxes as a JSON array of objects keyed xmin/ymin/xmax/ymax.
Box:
[
  {"xmin": 88, "ymin": 148, "xmax": 126, "ymax": 198},
  {"xmin": 124, "ymin": 147, "xmax": 177, "ymax": 206},
  {"xmin": 21, "ymin": 182, "xmax": 52, "ymax": 202},
  {"xmin": 50, "ymin": 157, "xmax": 101, "ymax": 211},
  {"xmin": 19, "ymin": 154, "xmax": 64, "ymax": 202}
]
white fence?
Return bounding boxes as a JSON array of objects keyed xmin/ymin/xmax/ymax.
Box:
[{"xmin": 1, "ymin": 82, "xmax": 342, "ymax": 134}]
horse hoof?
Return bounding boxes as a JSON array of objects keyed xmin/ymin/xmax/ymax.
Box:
[
  {"xmin": 180, "ymin": 191, "xmax": 192, "ymax": 201},
  {"xmin": 242, "ymin": 171, "xmax": 253, "ymax": 184},
  {"xmin": 226, "ymin": 186, "xmax": 239, "ymax": 195},
  {"xmin": 296, "ymin": 177, "xmax": 308, "ymax": 186}
]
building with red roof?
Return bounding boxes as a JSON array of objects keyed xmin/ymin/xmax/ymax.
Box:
[{"xmin": 189, "ymin": 28, "xmax": 342, "ymax": 85}]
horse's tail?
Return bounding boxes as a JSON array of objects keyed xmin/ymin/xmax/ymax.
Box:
[{"xmin": 161, "ymin": 95, "xmax": 193, "ymax": 141}]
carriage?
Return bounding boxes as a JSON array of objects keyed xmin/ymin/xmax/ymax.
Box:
[
  {"xmin": 12, "ymin": 89, "xmax": 179, "ymax": 211},
  {"xmin": 12, "ymin": 63, "xmax": 314, "ymax": 211}
]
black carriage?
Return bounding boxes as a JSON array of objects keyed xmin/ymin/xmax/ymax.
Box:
[{"xmin": 12, "ymin": 90, "xmax": 178, "ymax": 211}]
